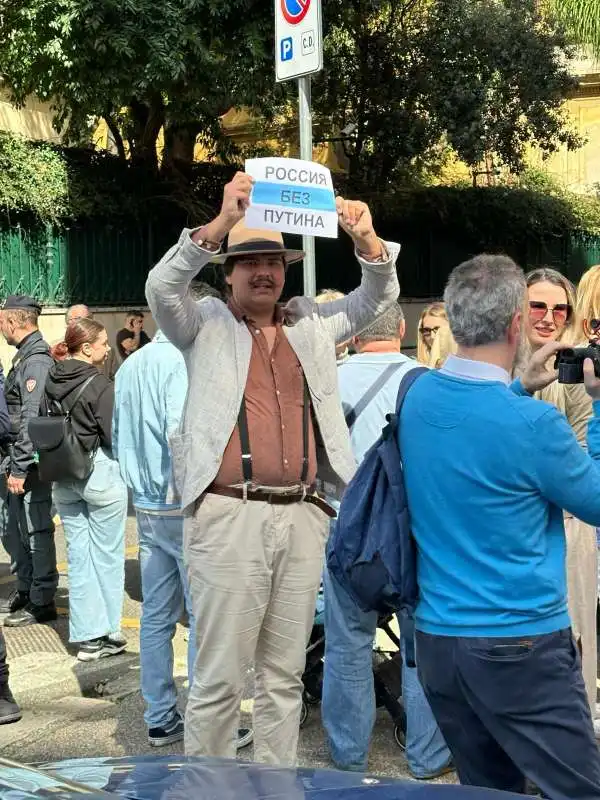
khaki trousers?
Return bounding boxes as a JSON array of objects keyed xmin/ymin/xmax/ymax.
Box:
[{"xmin": 183, "ymin": 493, "xmax": 328, "ymax": 764}]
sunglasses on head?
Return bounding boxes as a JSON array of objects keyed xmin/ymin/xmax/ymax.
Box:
[{"xmin": 528, "ymin": 301, "xmax": 572, "ymax": 325}]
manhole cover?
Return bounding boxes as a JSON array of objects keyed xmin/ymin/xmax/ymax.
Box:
[{"xmin": 4, "ymin": 619, "xmax": 69, "ymax": 660}]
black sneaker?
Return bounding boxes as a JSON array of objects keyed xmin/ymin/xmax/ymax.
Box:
[
  {"xmin": 236, "ymin": 727, "xmax": 254, "ymax": 750},
  {"xmin": 0, "ymin": 590, "xmax": 30, "ymax": 615},
  {"xmin": 77, "ymin": 635, "xmax": 127, "ymax": 662},
  {"xmin": 0, "ymin": 682, "xmax": 22, "ymax": 725},
  {"xmin": 3, "ymin": 602, "xmax": 57, "ymax": 627},
  {"xmin": 148, "ymin": 713, "xmax": 184, "ymax": 747}
]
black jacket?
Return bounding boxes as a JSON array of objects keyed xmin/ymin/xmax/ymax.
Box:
[
  {"xmin": 43, "ymin": 359, "xmax": 114, "ymax": 451},
  {"xmin": 4, "ymin": 330, "xmax": 54, "ymax": 477}
]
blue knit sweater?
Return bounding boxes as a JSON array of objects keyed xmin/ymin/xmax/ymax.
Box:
[{"xmin": 399, "ymin": 357, "xmax": 600, "ymax": 637}]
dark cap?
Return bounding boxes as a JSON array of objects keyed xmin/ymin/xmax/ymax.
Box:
[{"xmin": 2, "ymin": 295, "xmax": 42, "ymax": 314}]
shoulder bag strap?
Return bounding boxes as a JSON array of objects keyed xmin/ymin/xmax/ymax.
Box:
[
  {"xmin": 64, "ymin": 374, "xmax": 99, "ymax": 419},
  {"xmin": 345, "ymin": 362, "xmax": 404, "ymax": 431}
]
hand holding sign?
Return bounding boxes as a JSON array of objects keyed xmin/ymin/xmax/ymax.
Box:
[
  {"xmin": 245, "ymin": 158, "xmax": 338, "ymax": 238},
  {"xmin": 335, "ymin": 198, "xmax": 382, "ymax": 260},
  {"xmin": 221, "ymin": 172, "xmax": 254, "ymax": 226},
  {"xmin": 195, "ymin": 172, "xmax": 255, "ymax": 245},
  {"xmin": 243, "ymin": 158, "xmax": 384, "ymax": 258}
]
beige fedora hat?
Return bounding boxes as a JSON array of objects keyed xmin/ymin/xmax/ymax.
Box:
[{"xmin": 210, "ymin": 219, "xmax": 304, "ymax": 265}]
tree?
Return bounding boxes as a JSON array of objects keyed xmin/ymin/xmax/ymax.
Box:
[
  {"xmin": 311, "ymin": 0, "xmax": 582, "ymax": 188},
  {"xmin": 0, "ymin": 0, "xmax": 584, "ymax": 196},
  {"xmin": 0, "ymin": 0, "xmax": 276, "ymax": 172},
  {"xmin": 548, "ymin": 0, "xmax": 600, "ymax": 56}
]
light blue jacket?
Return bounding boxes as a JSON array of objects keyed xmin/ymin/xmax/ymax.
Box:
[{"xmin": 112, "ymin": 331, "xmax": 187, "ymax": 512}]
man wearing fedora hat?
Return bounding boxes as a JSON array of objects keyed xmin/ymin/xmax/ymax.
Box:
[{"xmin": 146, "ymin": 171, "xmax": 400, "ymax": 764}]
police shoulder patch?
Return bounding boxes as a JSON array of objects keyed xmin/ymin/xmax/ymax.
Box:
[{"xmin": 25, "ymin": 378, "xmax": 36, "ymax": 393}]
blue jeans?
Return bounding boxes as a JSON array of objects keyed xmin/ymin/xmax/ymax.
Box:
[
  {"xmin": 417, "ymin": 629, "xmax": 600, "ymax": 798},
  {"xmin": 137, "ymin": 511, "xmax": 196, "ymax": 729},
  {"xmin": 53, "ymin": 448, "xmax": 127, "ymax": 643},
  {"xmin": 322, "ymin": 568, "xmax": 450, "ymax": 777}
]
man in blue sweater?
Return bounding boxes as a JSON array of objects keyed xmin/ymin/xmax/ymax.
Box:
[{"xmin": 399, "ymin": 254, "xmax": 600, "ymax": 799}]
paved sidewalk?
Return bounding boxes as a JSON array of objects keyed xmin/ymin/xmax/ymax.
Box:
[{"xmin": 1, "ymin": 516, "xmax": 191, "ymax": 707}]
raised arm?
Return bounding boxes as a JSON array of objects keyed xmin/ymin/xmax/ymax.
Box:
[
  {"xmin": 310, "ymin": 199, "xmax": 400, "ymax": 344},
  {"xmin": 145, "ymin": 173, "xmax": 253, "ymax": 350}
]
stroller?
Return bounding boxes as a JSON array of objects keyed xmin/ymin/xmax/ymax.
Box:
[{"xmin": 301, "ymin": 588, "xmax": 407, "ymax": 750}]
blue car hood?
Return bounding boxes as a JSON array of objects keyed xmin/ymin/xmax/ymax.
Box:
[{"xmin": 34, "ymin": 756, "xmax": 521, "ymax": 800}]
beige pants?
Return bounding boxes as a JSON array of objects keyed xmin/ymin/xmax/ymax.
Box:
[
  {"xmin": 183, "ymin": 493, "xmax": 328, "ymax": 764},
  {"xmin": 565, "ymin": 515, "xmax": 598, "ymax": 712}
]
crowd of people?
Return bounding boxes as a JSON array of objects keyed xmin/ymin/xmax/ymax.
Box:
[{"xmin": 0, "ymin": 171, "xmax": 599, "ymax": 799}]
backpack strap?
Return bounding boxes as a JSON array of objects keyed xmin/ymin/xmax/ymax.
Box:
[
  {"xmin": 394, "ymin": 366, "xmax": 429, "ymax": 416},
  {"xmin": 345, "ymin": 362, "xmax": 404, "ymax": 430},
  {"xmin": 63, "ymin": 374, "xmax": 99, "ymax": 419},
  {"xmin": 394, "ymin": 365, "xmax": 427, "ymax": 668}
]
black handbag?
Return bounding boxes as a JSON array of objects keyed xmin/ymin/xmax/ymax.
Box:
[{"xmin": 29, "ymin": 374, "xmax": 99, "ymax": 482}]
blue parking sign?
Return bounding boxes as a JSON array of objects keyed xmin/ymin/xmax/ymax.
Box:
[{"xmin": 280, "ymin": 37, "xmax": 293, "ymax": 62}]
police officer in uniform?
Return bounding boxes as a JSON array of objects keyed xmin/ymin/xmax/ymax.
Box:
[{"xmin": 0, "ymin": 296, "xmax": 57, "ymax": 626}]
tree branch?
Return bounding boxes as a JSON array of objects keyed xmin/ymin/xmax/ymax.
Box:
[{"xmin": 104, "ymin": 114, "xmax": 126, "ymax": 161}]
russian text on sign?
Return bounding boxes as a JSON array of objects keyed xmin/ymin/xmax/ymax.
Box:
[{"xmin": 245, "ymin": 157, "xmax": 337, "ymax": 239}]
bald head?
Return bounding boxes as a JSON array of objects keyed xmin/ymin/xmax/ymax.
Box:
[{"xmin": 66, "ymin": 304, "xmax": 91, "ymax": 324}]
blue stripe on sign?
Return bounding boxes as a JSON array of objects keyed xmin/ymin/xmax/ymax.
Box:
[{"xmin": 252, "ymin": 181, "xmax": 336, "ymax": 212}]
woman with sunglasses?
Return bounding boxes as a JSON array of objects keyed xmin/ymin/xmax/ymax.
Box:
[
  {"xmin": 416, "ymin": 302, "xmax": 448, "ymax": 365},
  {"xmin": 525, "ymin": 268, "xmax": 597, "ymax": 718}
]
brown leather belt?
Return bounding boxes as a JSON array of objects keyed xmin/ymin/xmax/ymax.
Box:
[{"xmin": 206, "ymin": 484, "xmax": 337, "ymax": 519}]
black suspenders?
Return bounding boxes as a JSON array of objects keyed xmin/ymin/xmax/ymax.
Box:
[{"xmin": 237, "ymin": 379, "xmax": 310, "ymax": 491}]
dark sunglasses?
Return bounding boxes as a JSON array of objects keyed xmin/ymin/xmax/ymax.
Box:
[
  {"xmin": 528, "ymin": 301, "xmax": 572, "ymax": 325},
  {"xmin": 420, "ymin": 325, "xmax": 440, "ymax": 337}
]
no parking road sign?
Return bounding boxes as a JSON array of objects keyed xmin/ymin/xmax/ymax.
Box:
[{"xmin": 275, "ymin": 0, "xmax": 323, "ymax": 82}]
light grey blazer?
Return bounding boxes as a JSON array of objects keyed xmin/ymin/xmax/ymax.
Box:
[{"xmin": 145, "ymin": 228, "xmax": 401, "ymax": 511}]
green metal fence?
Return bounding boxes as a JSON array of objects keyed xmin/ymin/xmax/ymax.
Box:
[
  {"xmin": 2, "ymin": 219, "xmax": 600, "ymax": 306},
  {"xmin": 0, "ymin": 220, "xmax": 172, "ymax": 306}
]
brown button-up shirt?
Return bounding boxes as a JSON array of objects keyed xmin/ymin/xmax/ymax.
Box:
[{"xmin": 213, "ymin": 301, "xmax": 317, "ymax": 488}]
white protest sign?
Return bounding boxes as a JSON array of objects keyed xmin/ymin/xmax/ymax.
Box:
[{"xmin": 245, "ymin": 157, "xmax": 338, "ymax": 239}]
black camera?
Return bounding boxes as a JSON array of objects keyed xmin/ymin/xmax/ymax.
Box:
[
  {"xmin": 555, "ymin": 344, "xmax": 600, "ymax": 384},
  {"xmin": 554, "ymin": 317, "xmax": 600, "ymax": 383}
]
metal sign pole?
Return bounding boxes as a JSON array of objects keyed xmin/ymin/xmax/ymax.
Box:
[{"xmin": 298, "ymin": 74, "xmax": 316, "ymax": 297}]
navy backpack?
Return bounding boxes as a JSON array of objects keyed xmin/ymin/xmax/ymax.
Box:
[{"xmin": 326, "ymin": 367, "xmax": 427, "ymax": 646}]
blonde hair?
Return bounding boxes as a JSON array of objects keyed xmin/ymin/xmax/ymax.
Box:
[
  {"xmin": 417, "ymin": 302, "xmax": 448, "ymax": 364},
  {"xmin": 428, "ymin": 323, "xmax": 457, "ymax": 368},
  {"xmin": 315, "ymin": 288, "xmax": 345, "ymax": 304},
  {"xmin": 575, "ymin": 265, "xmax": 600, "ymax": 339}
]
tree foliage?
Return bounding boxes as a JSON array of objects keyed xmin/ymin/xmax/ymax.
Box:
[
  {"xmin": 0, "ymin": 0, "xmax": 274, "ymax": 171},
  {"xmin": 0, "ymin": 132, "xmax": 69, "ymax": 220},
  {"xmin": 312, "ymin": 0, "xmax": 582, "ymax": 187},
  {"xmin": 548, "ymin": 0, "xmax": 600, "ymax": 58},
  {"xmin": 0, "ymin": 0, "xmax": 585, "ymax": 192}
]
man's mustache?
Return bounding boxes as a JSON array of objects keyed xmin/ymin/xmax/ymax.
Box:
[{"xmin": 250, "ymin": 277, "xmax": 275, "ymax": 288}]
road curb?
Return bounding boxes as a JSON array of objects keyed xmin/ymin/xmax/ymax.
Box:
[{"xmin": 11, "ymin": 651, "xmax": 140, "ymax": 709}]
